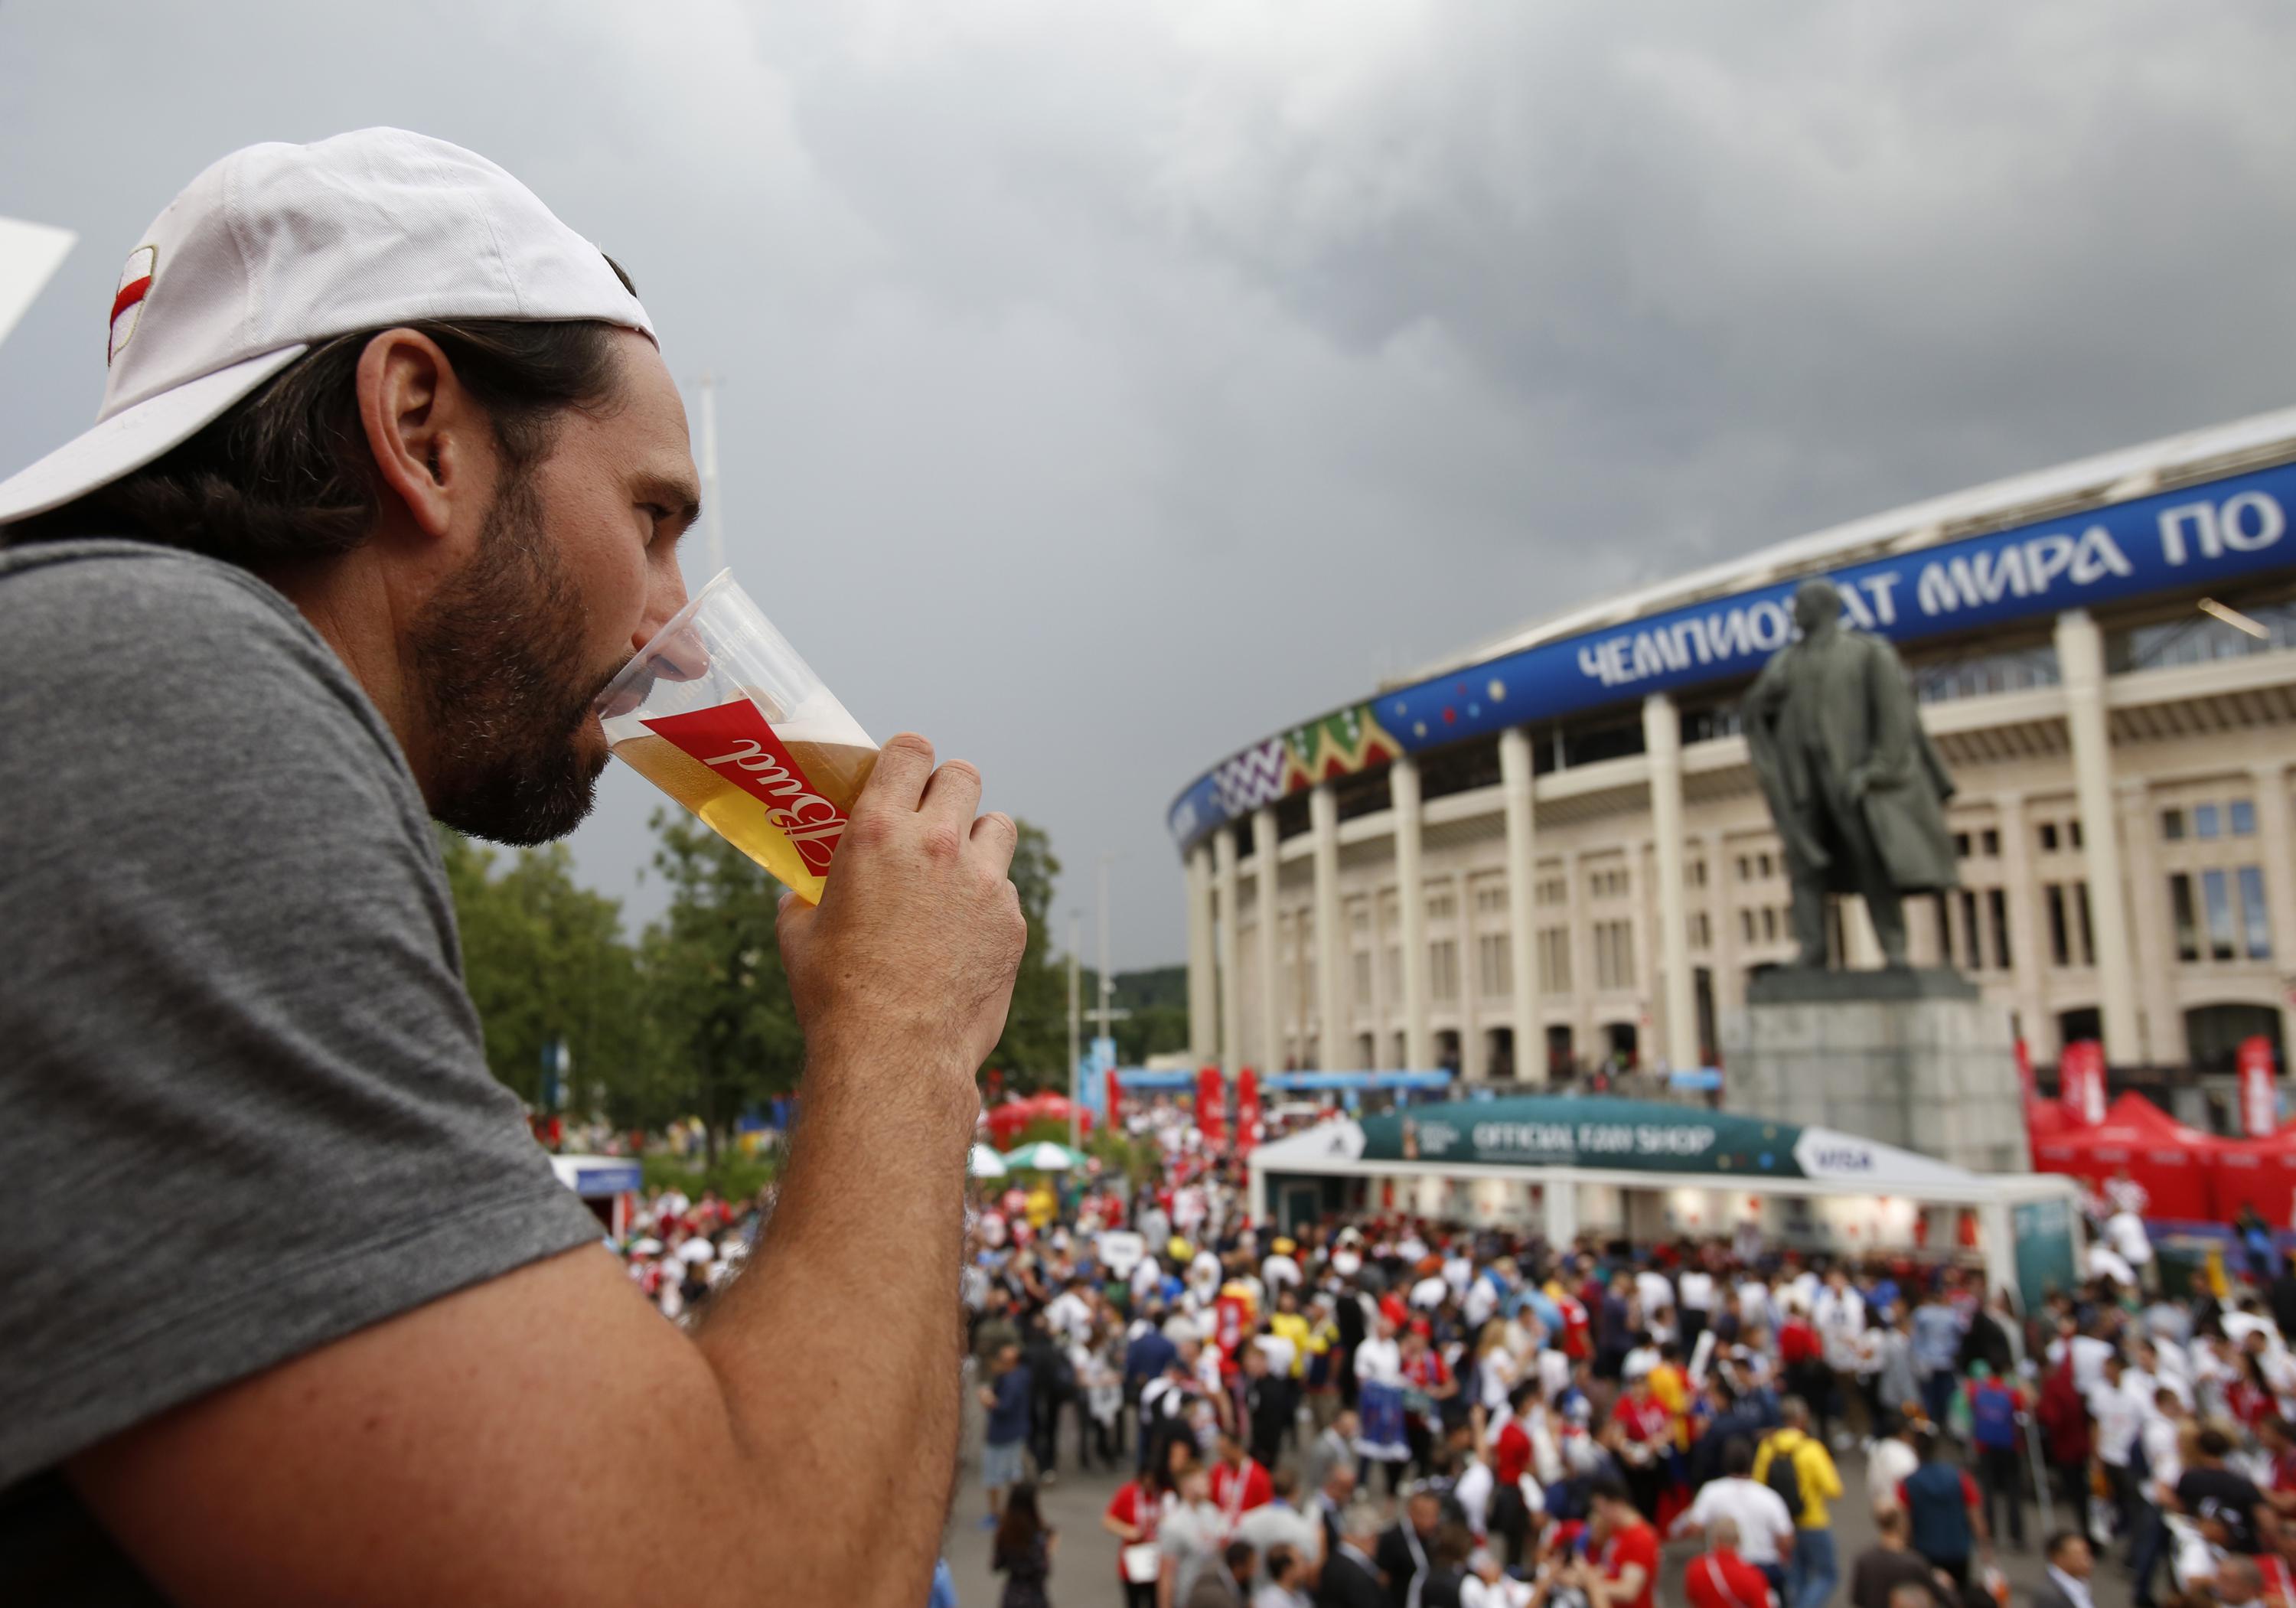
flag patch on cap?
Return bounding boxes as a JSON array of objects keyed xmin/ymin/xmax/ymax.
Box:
[{"xmin": 108, "ymin": 245, "xmax": 157, "ymax": 365}]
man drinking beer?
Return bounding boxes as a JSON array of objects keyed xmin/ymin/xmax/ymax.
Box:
[{"xmin": 0, "ymin": 129, "xmax": 1025, "ymax": 1606}]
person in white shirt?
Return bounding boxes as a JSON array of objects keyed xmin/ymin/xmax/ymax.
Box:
[
  {"xmin": 1461, "ymin": 1548, "xmax": 1535, "ymax": 1608},
  {"xmin": 2088, "ymin": 1352, "xmax": 2148, "ymax": 1534},
  {"xmin": 1635, "ymin": 1267, "xmax": 1677, "ymax": 1344},
  {"xmin": 1450, "ymin": 1440, "xmax": 1497, "ymax": 1541},
  {"xmin": 1866, "ymin": 1420, "xmax": 1919, "ymax": 1509},
  {"xmin": 2088, "ymin": 1242, "xmax": 2138, "ymax": 1289},
  {"xmin": 1673, "ymin": 1437, "xmax": 1796, "ymax": 1575},
  {"xmin": 1737, "ymin": 1278, "xmax": 1775, "ymax": 1336},
  {"xmin": 1464, "ymin": 1263, "xmax": 1512, "ymax": 1331},
  {"xmin": 2105, "ymin": 1208, "xmax": 2154, "ymax": 1272},
  {"xmin": 2141, "ymin": 1388, "xmax": 2187, "ymax": 1505},
  {"xmin": 1251, "ymin": 1541, "xmax": 1314, "ymax": 1608},
  {"xmin": 1678, "ymin": 1266, "xmax": 1717, "ymax": 1349},
  {"xmin": 1812, "ymin": 1270, "xmax": 1867, "ymax": 1447},
  {"xmin": 1410, "ymin": 1268, "xmax": 1450, "ymax": 1311},
  {"xmin": 1261, "ymin": 1239, "xmax": 1303, "ymax": 1297},
  {"xmin": 1445, "ymin": 1251, "xmax": 1476, "ymax": 1298},
  {"xmin": 1235, "ymin": 1469, "xmax": 1323, "ymax": 1571},
  {"xmin": 1044, "ymin": 1277, "xmax": 1094, "ymax": 1345},
  {"xmin": 1130, "ymin": 1252, "xmax": 1164, "ymax": 1310}
]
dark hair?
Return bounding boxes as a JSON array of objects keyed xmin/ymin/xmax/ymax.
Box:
[
  {"xmin": 993, "ymin": 1481, "xmax": 1048, "ymax": 1563},
  {"xmin": 2197, "ymin": 1427, "xmax": 2233, "ymax": 1460},
  {"xmin": 2044, "ymin": 1528, "xmax": 2085, "ymax": 1562},
  {"xmin": 1224, "ymin": 1539, "xmax": 1256, "ymax": 1575},
  {"xmin": 1433, "ymin": 1522, "xmax": 1476, "ymax": 1570},
  {"xmin": 8, "ymin": 314, "xmax": 630, "ymax": 568},
  {"xmin": 1267, "ymin": 1543, "xmax": 1299, "ymax": 1581},
  {"xmin": 1589, "ymin": 1475, "xmax": 1631, "ymax": 1508},
  {"xmin": 1722, "ymin": 1437, "xmax": 1753, "ymax": 1478}
]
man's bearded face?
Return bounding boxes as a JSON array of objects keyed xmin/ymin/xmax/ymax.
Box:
[{"xmin": 413, "ymin": 462, "xmax": 626, "ymax": 846}]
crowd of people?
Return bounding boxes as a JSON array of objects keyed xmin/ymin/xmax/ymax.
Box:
[{"xmin": 598, "ymin": 1106, "xmax": 2296, "ymax": 1608}]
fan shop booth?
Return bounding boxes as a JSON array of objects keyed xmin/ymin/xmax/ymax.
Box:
[{"xmin": 1247, "ymin": 1095, "xmax": 2086, "ymax": 1311}]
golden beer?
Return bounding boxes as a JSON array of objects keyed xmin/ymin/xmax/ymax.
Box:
[{"xmin": 614, "ymin": 732, "xmax": 879, "ymax": 904}]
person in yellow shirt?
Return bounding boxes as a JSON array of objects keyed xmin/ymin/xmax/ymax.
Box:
[
  {"xmin": 1023, "ymin": 1179, "xmax": 1058, "ymax": 1231},
  {"xmin": 1267, "ymin": 1287, "xmax": 1315, "ymax": 1379},
  {"xmin": 1647, "ymin": 1340, "xmax": 1693, "ymax": 1450},
  {"xmin": 1750, "ymin": 1396, "xmax": 1844, "ymax": 1608}
]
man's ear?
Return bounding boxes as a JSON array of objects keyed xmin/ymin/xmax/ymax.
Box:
[{"xmin": 355, "ymin": 328, "xmax": 477, "ymax": 543}]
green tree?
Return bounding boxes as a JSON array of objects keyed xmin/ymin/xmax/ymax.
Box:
[
  {"xmin": 639, "ymin": 810, "xmax": 807, "ymax": 1161},
  {"xmin": 439, "ymin": 832, "xmax": 651, "ymax": 1115},
  {"xmin": 1077, "ymin": 966, "xmax": 1193, "ymax": 1065},
  {"xmin": 988, "ymin": 820, "xmax": 1069, "ymax": 1091}
]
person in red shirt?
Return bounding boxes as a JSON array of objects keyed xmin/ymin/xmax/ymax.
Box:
[
  {"xmin": 1580, "ymin": 1477, "xmax": 1659, "ymax": 1608},
  {"xmin": 1208, "ymin": 1430, "xmax": 1273, "ymax": 1532},
  {"xmin": 1777, "ymin": 1302, "xmax": 1828, "ymax": 1424},
  {"xmin": 1489, "ymin": 1380, "xmax": 1541, "ymax": 1569},
  {"xmin": 1685, "ymin": 1518, "xmax": 1776, "ymax": 1608},
  {"xmin": 1607, "ymin": 1370, "xmax": 1673, "ymax": 1522},
  {"xmin": 1558, "ymin": 1292, "xmax": 1593, "ymax": 1362},
  {"xmin": 1099, "ymin": 1474, "xmax": 1163, "ymax": 1608}
]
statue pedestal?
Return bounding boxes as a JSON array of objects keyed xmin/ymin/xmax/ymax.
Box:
[{"xmin": 1720, "ymin": 968, "xmax": 2031, "ymax": 1173}]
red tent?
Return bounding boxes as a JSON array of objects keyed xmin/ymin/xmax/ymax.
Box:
[
  {"xmin": 2029, "ymin": 1091, "xmax": 2218, "ymax": 1220},
  {"xmin": 2210, "ymin": 1126, "xmax": 2296, "ymax": 1226},
  {"xmin": 2025, "ymin": 1098, "xmax": 2071, "ymax": 1140},
  {"xmin": 983, "ymin": 1091, "xmax": 1093, "ymax": 1145}
]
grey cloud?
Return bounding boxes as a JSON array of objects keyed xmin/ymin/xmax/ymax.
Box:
[{"xmin": 4, "ymin": 2, "xmax": 2292, "ymax": 967}]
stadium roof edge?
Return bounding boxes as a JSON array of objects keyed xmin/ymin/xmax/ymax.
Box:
[{"xmin": 1390, "ymin": 403, "xmax": 2296, "ymax": 690}]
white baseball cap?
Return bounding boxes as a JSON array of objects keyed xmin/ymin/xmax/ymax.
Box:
[{"xmin": 0, "ymin": 126, "xmax": 654, "ymax": 525}]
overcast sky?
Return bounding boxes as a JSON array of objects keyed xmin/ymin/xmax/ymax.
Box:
[{"xmin": 6, "ymin": 2, "xmax": 2296, "ymax": 967}]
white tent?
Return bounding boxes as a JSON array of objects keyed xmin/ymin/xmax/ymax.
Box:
[
  {"xmin": 967, "ymin": 1143, "xmax": 1009, "ymax": 1179},
  {"xmin": 1248, "ymin": 1094, "xmax": 2082, "ymax": 1306}
]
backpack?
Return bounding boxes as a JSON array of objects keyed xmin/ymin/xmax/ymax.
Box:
[
  {"xmin": 1763, "ymin": 1434, "xmax": 1808, "ymax": 1523},
  {"xmin": 1969, "ymin": 1381, "xmax": 2017, "ymax": 1450}
]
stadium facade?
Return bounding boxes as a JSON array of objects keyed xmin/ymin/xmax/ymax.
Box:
[{"xmin": 1169, "ymin": 409, "xmax": 2296, "ymax": 1092}]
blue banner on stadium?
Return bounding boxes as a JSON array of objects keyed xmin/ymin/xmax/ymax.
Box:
[{"xmin": 1169, "ymin": 461, "xmax": 2296, "ymax": 848}]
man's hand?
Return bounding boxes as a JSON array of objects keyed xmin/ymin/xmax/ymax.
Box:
[
  {"xmin": 67, "ymin": 732, "xmax": 1031, "ymax": 1608},
  {"xmin": 778, "ymin": 732, "xmax": 1025, "ymax": 1104}
]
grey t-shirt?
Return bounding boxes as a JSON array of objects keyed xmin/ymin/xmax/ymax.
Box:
[{"xmin": 0, "ymin": 539, "xmax": 604, "ymax": 1600}]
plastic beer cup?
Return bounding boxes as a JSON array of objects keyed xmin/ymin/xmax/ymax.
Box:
[{"xmin": 595, "ymin": 571, "xmax": 878, "ymax": 903}]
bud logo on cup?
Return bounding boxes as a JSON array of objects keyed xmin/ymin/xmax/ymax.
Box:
[{"xmin": 641, "ymin": 700, "xmax": 850, "ymax": 874}]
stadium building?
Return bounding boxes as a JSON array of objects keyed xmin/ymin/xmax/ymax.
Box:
[{"xmin": 1169, "ymin": 409, "xmax": 2296, "ymax": 1104}]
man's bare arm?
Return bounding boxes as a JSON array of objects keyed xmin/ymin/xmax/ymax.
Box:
[{"xmin": 67, "ymin": 733, "xmax": 1026, "ymax": 1608}]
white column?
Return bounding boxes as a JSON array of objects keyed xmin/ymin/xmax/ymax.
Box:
[
  {"xmin": 1456, "ymin": 873, "xmax": 1485, "ymax": 1083},
  {"xmin": 2251, "ymin": 762, "xmax": 2296, "ymax": 1062},
  {"xmin": 1311, "ymin": 784, "xmax": 1344, "ymax": 1072},
  {"xmin": 2055, "ymin": 609, "xmax": 2141, "ymax": 1065},
  {"xmin": 1500, "ymin": 728, "xmax": 1540, "ymax": 1082},
  {"xmin": 1705, "ymin": 829, "xmax": 1741, "ymax": 1016},
  {"xmin": 1253, "ymin": 807, "xmax": 1283, "ymax": 1071},
  {"xmin": 1642, "ymin": 693, "xmax": 1698, "ymax": 1075},
  {"xmin": 1185, "ymin": 840, "xmax": 1216, "ymax": 1065},
  {"xmin": 2120, "ymin": 778, "xmax": 2182, "ymax": 1067},
  {"xmin": 1566, "ymin": 847, "xmax": 1593, "ymax": 1072},
  {"xmin": 1214, "ymin": 825, "xmax": 1243, "ymax": 1080},
  {"xmin": 1994, "ymin": 791, "xmax": 2053, "ymax": 1058},
  {"xmin": 1392, "ymin": 757, "xmax": 1433, "ymax": 1072}
]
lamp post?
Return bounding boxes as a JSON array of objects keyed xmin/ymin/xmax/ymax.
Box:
[{"xmin": 1067, "ymin": 912, "xmax": 1081, "ymax": 1151}]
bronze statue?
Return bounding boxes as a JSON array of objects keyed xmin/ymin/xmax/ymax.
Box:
[{"xmin": 1742, "ymin": 578, "xmax": 1958, "ymax": 969}]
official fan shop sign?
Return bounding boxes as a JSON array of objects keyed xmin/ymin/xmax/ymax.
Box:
[
  {"xmin": 1346, "ymin": 1096, "xmax": 1971, "ymax": 1185},
  {"xmin": 1170, "ymin": 460, "xmax": 2296, "ymax": 847}
]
